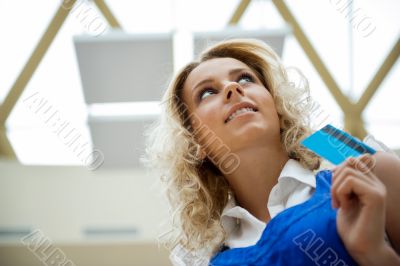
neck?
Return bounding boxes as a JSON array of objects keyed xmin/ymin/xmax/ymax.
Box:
[{"xmin": 225, "ymin": 144, "xmax": 289, "ymax": 223}]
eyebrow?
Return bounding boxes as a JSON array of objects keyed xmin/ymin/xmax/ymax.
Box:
[{"xmin": 192, "ymin": 68, "xmax": 250, "ymax": 92}]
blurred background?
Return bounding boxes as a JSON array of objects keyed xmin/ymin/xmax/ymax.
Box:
[{"xmin": 0, "ymin": 0, "xmax": 399, "ymax": 265}]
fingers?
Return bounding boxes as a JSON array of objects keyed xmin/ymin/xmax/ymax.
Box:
[
  {"xmin": 333, "ymin": 154, "xmax": 376, "ymax": 176},
  {"xmin": 334, "ymin": 175, "xmax": 372, "ymax": 210},
  {"xmin": 354, "ymin": 153, "xmax": 376, "ymax": 174},
  {"xmin": 331, "ymin": 167, "xmax": 372, "ymax": 209},
  {"xmin": 332, "ymin": 165, "xmax": 375, "ymax": 190},
  {"xmin": 332, "ymin": 155, "xmax": 378, "ymax": 185},
  {"xmin": 331, "ymin": 156, "xmax": 383, "ymax": 209}
]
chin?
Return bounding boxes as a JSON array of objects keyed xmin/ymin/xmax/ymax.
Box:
[{"xmin": 228, "ymin": 122, "xmax": 277, "ymax": 149}]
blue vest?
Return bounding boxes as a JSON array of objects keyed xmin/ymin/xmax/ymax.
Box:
[{"xmin": 210, "ymin": 170, "xmax": 358, "ymax": 266}]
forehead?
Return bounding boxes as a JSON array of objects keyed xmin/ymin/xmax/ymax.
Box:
[{"xmin": 185, "ymin": 57, "xmax": 252, "ymax": 87}]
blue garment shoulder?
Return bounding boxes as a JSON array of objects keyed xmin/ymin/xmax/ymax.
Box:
[{"xmin": 209, "ymin": 170, "xmax": 358, "ymax": 266}]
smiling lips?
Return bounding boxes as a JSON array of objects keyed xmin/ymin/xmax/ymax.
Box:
[{"xmin": 224, "ymin": 102, "xmax": 258, "ymax": 123}]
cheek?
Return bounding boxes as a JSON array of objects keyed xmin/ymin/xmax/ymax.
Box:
[
  {"xmin": 255, "ymin": 91, "xmax": 281, "ymax": 131},
  {"xmin": 194, "ymin": 100, "xmax": 222, "ymax": 126},
  {"xmin": 193, "ymin": 108, "xmax": 221, "ymax": 138},
  {"xmin": 260, "ymin": 91, "xmax": 278, "ymax": 116},
  {"xmin": 190, "ymin": 108, "xmax": 226, "ymax": 154}
]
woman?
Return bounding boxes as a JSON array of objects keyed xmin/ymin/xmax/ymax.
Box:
[{"xmin": 143, "ymin": 39, "xmax": 400, "ymax": 265}]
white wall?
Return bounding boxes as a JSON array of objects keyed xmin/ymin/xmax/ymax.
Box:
[{"xmin": 0, "ymin": 159, "xmax": 172, "ymax": 265}]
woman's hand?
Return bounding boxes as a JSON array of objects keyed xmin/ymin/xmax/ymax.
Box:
[{"xmin": 331, "ymin": 154, "xmax": 400, "ymax": 265}]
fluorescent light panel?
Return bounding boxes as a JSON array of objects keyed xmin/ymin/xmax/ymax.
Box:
[{"xmin": 87, "ymin": 101, "xmax": 161, "ymax": 121}]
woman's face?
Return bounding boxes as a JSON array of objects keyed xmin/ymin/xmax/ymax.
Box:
[{"xmin": 182, "ymin": 57, "xmax": 281, "ymax": 161}]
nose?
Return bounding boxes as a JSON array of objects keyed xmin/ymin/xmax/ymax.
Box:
[{"xmin": 223, "ymin": 82, "xmax": 244, "ymax": 103}]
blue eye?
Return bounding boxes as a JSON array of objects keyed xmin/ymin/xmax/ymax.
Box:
[
  {"xmin": 237, "ymin": 73, "xmax": 254, "ymax": 84},
  {"xmin": 199, "ymin": 88, "xmax": 216, "ymax": 101}
]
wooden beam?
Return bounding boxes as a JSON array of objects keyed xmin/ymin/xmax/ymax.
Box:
[
  {"xmin": 228, "ymin": 0, "xmax": 251, "ymax": 25},
  {"xmin": 93, "ymin": 0, "xmax": 121, "ymax": 28},
  {"xmin": 356, "ymin": 38, "xmax": 400, "ymax": 113},
  {"xmin": 0, "ymin": 0, "xmax": 77, "ymax": 124},
  {"xmin": 0, "ymin": 126, "xmax": 16, "ymax": 159},
  {"xmin": 272, "ymin": 0, "xmax": 353, "ymax": 113},
  {"xmin": 0, "ymin": 0, "xmax": 77, "ymax": 158}
]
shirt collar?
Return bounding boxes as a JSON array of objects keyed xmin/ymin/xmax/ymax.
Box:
[
  {"xmin": 278, "ymin": 158, "xmax": 316, "ymax": 188},
  {"xmin": 220, "ymin": 159, "xmax": 316, "ymax": 247},
  {"xmin": 267, "ymin": 158, "xmax": 316, "ymax": 211}
]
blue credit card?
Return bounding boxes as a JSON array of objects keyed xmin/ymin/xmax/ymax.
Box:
[{"xmin": 301, "ymin": 124, "xmax": 376, "ymax": 165}]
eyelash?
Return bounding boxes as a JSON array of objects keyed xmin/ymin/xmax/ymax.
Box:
[
  {"xmin": 197, "ymin": 72, "xmax": 255, "ymax": 101},
  {"xmin": 237, "ymin": 72, "xmax": 254, "ymax": 84}
]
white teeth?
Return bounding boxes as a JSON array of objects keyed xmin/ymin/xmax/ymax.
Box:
[{"xmin": 227, "ymin": 107, "xmax": 256, "ymax": 122}]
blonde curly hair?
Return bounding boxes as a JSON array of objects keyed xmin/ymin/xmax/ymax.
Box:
[{"xmin": 142, "ymin": 38, "xmax": 321, "ymax": 259}]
